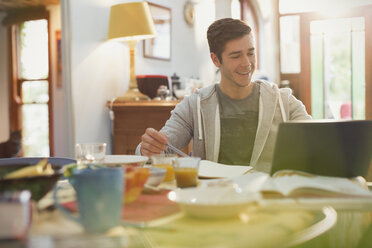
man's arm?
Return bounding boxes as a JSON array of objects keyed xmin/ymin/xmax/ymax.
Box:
[
  {"xmin": 280, "ymin": 88, "xmax": 311, "ymax": 120},
  {"xmin": 136, "ymin": 96, "xmax": 195, "ymax": 156}
]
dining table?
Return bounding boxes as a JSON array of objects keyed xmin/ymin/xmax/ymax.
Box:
[{"xmin": 10, "ymin": 179, "xmax": 370, "ymax": 248}]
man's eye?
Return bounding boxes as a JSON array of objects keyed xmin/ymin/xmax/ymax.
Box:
[
  {"xmin": 231, "ymin": 55, "xmax": 240, "ymax": 59},
  {"xmin": 248, "ymin": 53, "xmax": 255, "ymax": 56}
]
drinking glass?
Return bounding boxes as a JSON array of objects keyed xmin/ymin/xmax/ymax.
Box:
[
  {"xmin": 75, "ymin": 143, "xmax": 106, "ymax": 166},
  {"xmin": 173, "ymin": 157, "xmax": 201, "ymax": 188},
  {"xmin": 151, "ymin": 154, "xmax": 177, "ymax": 182}
]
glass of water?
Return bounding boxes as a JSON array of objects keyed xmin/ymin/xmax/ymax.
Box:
[{"xmin": 75, "ymin": 143, "xmax": 107, "ymax": 166}]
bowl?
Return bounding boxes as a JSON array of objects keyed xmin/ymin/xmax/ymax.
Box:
[
  {"xmin": 168, "ymin": 187, "xmax": 259, "ymax": 219},
  {"xmin": 103, "ymin": 155, "xmax": 148, "ymax": 167},
  {"xmin": 136, "ymin": 75, "xmax": 169, "ymax": 99},
  {"xmin": 145, "ymin": 167, "xmax": 166, "ymax": 187},
  {"xmin": 0, "ymin": 157, "xmax": 75, "ymax": 201},
  {"xmin": 174, "ymin": 89, "xmax": 187, "ymax": 99}
]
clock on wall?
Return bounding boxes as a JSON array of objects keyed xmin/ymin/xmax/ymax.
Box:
[{"xmin": 184, "ymin": 1, "xmax": 195, "ymax": 25}]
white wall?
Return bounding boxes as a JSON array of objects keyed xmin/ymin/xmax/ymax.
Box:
[
  {"xmin": 69, "ymin": 0, "xmax": 125, "ymax": 155},
  {"xmin": 255, "ymin": 0, "xmax": 279, "ymax": 82},
  {"xmin": 137, "ymin": 0, "xmax": 216, "ymax": 85},
  {"xmin": 0, "ymin": 13, "xmax": 9, "ymax": 142}
]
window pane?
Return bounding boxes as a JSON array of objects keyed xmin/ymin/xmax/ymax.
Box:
[
  {"xmin": 324, "ymin": 31, "xmax": 351, "ymax": 119},
  {"xmin": 19, "ymin": 20, "xmax": 49, "ymax": 80},
  {"xmin": 310, "ymin": 34, "xmax": 324, "ymax": 119},
  {"xmin": 310, "ymin": 17, "xmax": 365, "ymax": 120},
  {"xmin": 22, "ymin": 81, "xmax": 49, "ymax": 104},
  {"xmin": 351, "ymin": 22, "xmax": 365, "ymax": 119},
  {"xmin": 280, "ymin": 16, "xmax": 300, "ymax": 73},
  {"xmin": 22, "ymin": 104, "xmax": 49, "ymax": 157}
]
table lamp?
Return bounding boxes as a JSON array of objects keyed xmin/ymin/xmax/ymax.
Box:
[{"xmin": 107, "ymin": 2, "xmax": 156, "ymax": 101}]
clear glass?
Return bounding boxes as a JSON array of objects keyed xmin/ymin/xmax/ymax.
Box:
[
  {"xmin": 22, "ymin": 104, "xmax": 49, "ymax": 156},
  {"xmin": 310, "ymin": 17, "xmax": 365, "ymax": 120},
  {"xmin": 280, "ymin": 16, "xmax": 300, "ymax": 73},
  {"xmin": 21, "ymin": 81, "xmax": 49, "ymax": 104},
  {"xmin": 75, "ymin": 143, "xmax": 107, "ymax": 165},
  {"xmin": 19, "ymin": 20, "xmax": 48, "ymax": 80},
  {"xmin": 151, "ymin": 154, "xmax": 177, "ymax": 182},
  {"xmin": 173, "ymin": 157, "xmax": 201, "ymax": 188}
]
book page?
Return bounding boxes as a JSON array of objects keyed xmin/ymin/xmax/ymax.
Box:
[
  {"xmin": 272, "ymin": 173, "xmax": 372, "ymax": 197},
  {"xmin": 198, "ymin": 160, "xmax": 253, "ymax": 179}
]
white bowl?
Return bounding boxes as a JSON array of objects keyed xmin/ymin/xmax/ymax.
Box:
[
  {"xmin": 174, "ymin": 89, "xmax": 186, "ymax": 99},
  {"xmin": 145, "ymin": 167, "xmax": 166, "ymax": 187},
  {"xmin": 102, "ymin": 155, "xmax": 148, "ymax": 167},
  {"xmin": 168, "ymin": 187, "xmax": 259, "ymax": 219}
]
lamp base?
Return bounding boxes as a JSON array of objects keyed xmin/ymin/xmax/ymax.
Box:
[{"xmin": 115, "ymin": 88, "xmax": 150, "ymax": 102}]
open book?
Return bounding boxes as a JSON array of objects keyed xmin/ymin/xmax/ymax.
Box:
[
  {"xmin": 259, "ymin": 170, "xmax": 372, "ymax": 198},
  {"xmin": 201, "ymin": 170, "xmax": 372, "ymax": 198},
  {"xmin": 198, "ymin": 160, "xmax": 253, "ymax": 179}
]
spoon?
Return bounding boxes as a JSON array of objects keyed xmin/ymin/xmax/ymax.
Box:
[{"xmin": 167, "ymin": 143, "xmax": 189, "ymax": 157}]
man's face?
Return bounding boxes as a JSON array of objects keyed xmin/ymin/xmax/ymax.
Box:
[{"xmin": 211, "ymin": 34, "xmax": 256, "ymax": 89}]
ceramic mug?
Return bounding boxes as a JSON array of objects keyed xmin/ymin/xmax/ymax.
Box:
[{"xmin": 54, "ymin": 167, "xmax": 123, "ymax": 233}]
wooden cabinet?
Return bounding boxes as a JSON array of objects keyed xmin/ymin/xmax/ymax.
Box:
[{"xmin": 108, "ymin": 101, "xmax": 179, "ymax": 155}]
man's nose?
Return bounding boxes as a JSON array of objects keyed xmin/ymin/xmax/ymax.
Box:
[{"xmin": 240, "ymin": 55, "xmax": 251, "ymax": 67}]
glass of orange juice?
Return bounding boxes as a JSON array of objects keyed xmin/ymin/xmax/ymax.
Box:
[
  {"xmin": 173, "ymin": 157, "xmax": 201, "ymax": 188},
  {"xmin": 151, "ymin": 154, "xmax": 177, "ymax": 182}
]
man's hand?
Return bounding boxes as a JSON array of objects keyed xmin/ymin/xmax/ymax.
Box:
[{"xmin": 140, "ymin": 128, "xmax": 168, "ymax": 156}]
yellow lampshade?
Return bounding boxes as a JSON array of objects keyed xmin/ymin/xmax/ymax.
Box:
[{"xmin": 107, "ymin": 2, "xmax": 156, "ymax": 41}]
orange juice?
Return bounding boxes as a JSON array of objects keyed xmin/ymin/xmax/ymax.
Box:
[
  {"xmin": 153, "ymin": 163, "xmax": 174, "ymax": 182},
  {"xmin": 174, "ymin": 167, "xmax": 198, "ymax": 188}
]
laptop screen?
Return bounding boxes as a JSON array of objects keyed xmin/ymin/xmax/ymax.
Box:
[{"xmin": 271, "ymin": 120, "xmax": 372, "ymax": 178}]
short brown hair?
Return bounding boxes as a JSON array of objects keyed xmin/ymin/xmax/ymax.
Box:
[{"xmin": 207, "ymin": 18, "xmax": 252, "ymax": 63}]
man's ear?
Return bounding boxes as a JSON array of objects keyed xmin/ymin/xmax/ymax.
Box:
[{"xmin": 210, "ymin": 53, "xmax": 221, "ymax": 68}]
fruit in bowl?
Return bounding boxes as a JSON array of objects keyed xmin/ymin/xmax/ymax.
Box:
[{"xmin": 124, "ymin": 166, "xmax": 150, "ymax": 203}]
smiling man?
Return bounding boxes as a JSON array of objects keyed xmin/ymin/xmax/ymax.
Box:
[{"xmin": 136, "ymin": 18, "xmax": 311, "ymax": 173}]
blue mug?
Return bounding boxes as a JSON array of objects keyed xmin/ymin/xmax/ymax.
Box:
[{"xmin": 54, "ymin": 167, "xmax": 124, "ymax": 233}]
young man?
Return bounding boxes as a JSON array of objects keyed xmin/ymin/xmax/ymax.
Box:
[{"xmin": 136, "ymin": 18, "xmax": 311, "ymax": 173}]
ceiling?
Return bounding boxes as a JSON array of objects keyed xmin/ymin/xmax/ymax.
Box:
[{"xmin": 0, "ymin": 0, "xmax": 59, "ymax": 12}]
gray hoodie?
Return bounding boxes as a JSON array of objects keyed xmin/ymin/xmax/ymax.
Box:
[{"xmin": 136, "ymin": 80, "xmax": 311, "ymax": 173}]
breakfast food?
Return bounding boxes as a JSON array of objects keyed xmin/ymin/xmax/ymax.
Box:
[
  {"xmin": 3, "ymin": 159, "xmax": 54, "ymax": 179},
  {"xmin": 124, "ymin": 166, "xmax": 150, "ymax": 203}
]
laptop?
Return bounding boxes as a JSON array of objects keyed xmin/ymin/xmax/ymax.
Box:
[{"xmin": 271, "ymin": 120, "xmax": 372, "ymax": 178}]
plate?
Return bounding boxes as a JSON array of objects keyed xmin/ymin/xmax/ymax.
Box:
[
  {"xmin": 168, "ymin": 187, "xmax": 259, "ymax": 219},
  {"xmin": 102, "ymin": 155, "xmax": 148, "ymax": 167}
]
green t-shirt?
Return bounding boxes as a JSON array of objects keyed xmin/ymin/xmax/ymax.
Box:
[{"xmin": 216, "ymin": 83, "xmax": 260, "ymax": 165}]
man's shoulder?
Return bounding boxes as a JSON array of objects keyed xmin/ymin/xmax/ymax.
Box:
[
  {"xmin": 194, "ymin": 83, "xmax": 217, "ymax": 100},
  {"xmin": 255, "ymin": 80, "xmax": 293, "ymax": 96}
]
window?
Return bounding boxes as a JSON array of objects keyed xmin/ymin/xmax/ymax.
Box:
[{"xmin": 12, "ymin": 19, "xmax": 51, "ymax": 156}]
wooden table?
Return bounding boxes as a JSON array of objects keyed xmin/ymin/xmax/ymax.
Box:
[{"xmin": 107, "ymin": 100, "xmax": 180, "ymax": 155}]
